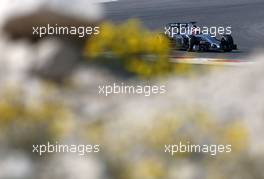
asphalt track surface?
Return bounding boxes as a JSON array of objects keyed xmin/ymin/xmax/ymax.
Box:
[{"xmin": 103, "ymin": 0, "xmax": 264, "ymax": 60}]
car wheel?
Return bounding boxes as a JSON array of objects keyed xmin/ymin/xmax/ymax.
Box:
[
  {"xmin": 221, "ymin": 35, "xmax": 234, "ymax": 52},
  {"xmin": 188, "ymin": 35, "xmax": 196, "ymax": 52}
]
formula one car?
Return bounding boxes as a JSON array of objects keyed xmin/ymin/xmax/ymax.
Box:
[{"xmin": 165, "ymin": 22, "xmax": 237, "ymax": 52}]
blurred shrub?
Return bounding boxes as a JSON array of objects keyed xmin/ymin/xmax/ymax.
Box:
[
  {"xmin": 0, "ymin": 87, "xmax": 73, "ymax": 153},
  {"xmin": 85, "ymin": 19, "xmax": 173, "ymax": 78},
  {"xmin": 84, "ymin": 109, "xmax": 251, "ymax": 179}
]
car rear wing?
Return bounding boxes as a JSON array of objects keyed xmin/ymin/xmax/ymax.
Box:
[{"xmin": 166, "ymin": 21, "xmax": 197, "ymax": 28}]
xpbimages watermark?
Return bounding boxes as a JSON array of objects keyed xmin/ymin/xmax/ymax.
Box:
[
  {"xmin": 98, "ymin": 83, "xmax": 166, "ymax": 96},
  {"xmin": 164, "ymin": 141, "xmax": 232, "ymax": 156},
  {"xmin": 165, "ymin": 24, "xmax": 232, "ymax": 37},
  {"xmin": 32, "ymin": 142, "xmax": 100, "ymax": 156},
  {"xmin": 32, "ymin": 24, "xmax": 100, "ymax": 38}
]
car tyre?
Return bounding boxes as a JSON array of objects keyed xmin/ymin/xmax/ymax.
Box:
[{"xmin": 221, "ymin": 35, "xmax": 234, "ymax": 52}]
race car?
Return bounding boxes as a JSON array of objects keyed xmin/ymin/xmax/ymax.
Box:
[{"xmin": 164, "ymin": 22, "xmax": 237, "ymax": 52}]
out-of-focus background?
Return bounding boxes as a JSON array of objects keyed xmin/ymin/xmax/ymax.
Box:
[{"xmin": 0, "ymin": 0, "xmax": 264, "ymax": 179}]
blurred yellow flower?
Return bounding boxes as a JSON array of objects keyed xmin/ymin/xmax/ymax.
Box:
[{"xmin": 85, "ymin": 19, "xmax": 172, "ymax": 78}]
